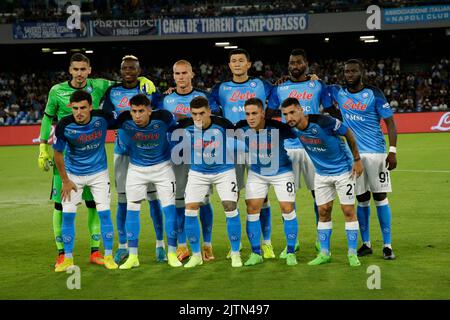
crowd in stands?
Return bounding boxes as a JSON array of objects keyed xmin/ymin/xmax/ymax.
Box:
[
  {"xmin": 0, "ymin": 56, "xmax": 448, "ymax": 125},
  {"xmin": 0, "ymin": 0, "xmax": 444, "ymax": 23}
]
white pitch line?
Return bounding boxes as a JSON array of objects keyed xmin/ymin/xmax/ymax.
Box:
[{"xmin": 395, "ymin": 169, "xmax": 450, "ymax": 173}]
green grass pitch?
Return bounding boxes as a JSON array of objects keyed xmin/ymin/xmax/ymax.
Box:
[{"xmin": 0, "ymin": 133, "xmax": 449, "ymax": 299}]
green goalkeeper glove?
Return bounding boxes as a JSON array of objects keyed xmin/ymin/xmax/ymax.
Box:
[
  {"xmin": 137, "ymin": 76, "xmax": 156, "ymax": 95},
  {"xmin": 38, "ymin": 143, "xmax": 53, "ymax": 171}
]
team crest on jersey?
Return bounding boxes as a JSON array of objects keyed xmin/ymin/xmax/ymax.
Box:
[
  {"xmin": 94, "ymin": 121, "xmax": 101, "ymax": 128},
  {"xmin": 250, "ymin": 81, "xmax": 257, "ymax": 88},
  {"xmin": 67, "ymin": 129, "xmax": 77, "ymax": 135},
  {"xmin": 85, "ymin": 85, "xmax": 93, "ymax": 93},
  {"xmin": 153, "ymin": 124, "xmax": 160, "ymax": 130},
  {"xmin": 308, "ymin": 81, "xmax": 315, "ymax": 88},
  {"xmin": 362, "ymin": 92, "xmax": 369, "ymax": 99},
  {"xmin": 311, "ymin": 127, "xmax": 318, "ymax": 135}
]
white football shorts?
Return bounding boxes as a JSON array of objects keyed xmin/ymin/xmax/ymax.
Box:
[
  {"xmin": 356, "ymin": 153, "xmax": 393, "ymax": 195},
  {"xmin": 126, "ymin": 161, "xmax": 176, "ymax": 207},
  {"xmin": 114, "ymin": 154, "xmax": 158, "ymax": 202},
  {"xmin": 63, "ymin": 170, "xmax": 111, "ymax": 212},
  {"xmin": 245, "ymin": 170, "xmax": 296, "ymax": 202},
  {"xmin": 185, "ymin": 169, "xmax": 238, "ymax": 204},
  {"xmin": 315, "ymin": 170, "xmax": 356, "ymax": 206}
]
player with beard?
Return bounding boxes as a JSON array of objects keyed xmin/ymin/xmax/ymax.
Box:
[
  {"xmin": 325, "ymin": 59, "xmax": 397, "ymax": 260},
  {"xmin": 267, "ymin": 49, "xmax": 333, "ymax": 257}
]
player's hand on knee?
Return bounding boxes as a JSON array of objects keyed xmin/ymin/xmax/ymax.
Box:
[
  {"xmin": 38, "ymin": 143, "xmax": 52, "ymax": 172},
  {"xmin": 386, "ymin": 153, "xmax": 397, "ymax": 171},
  {"xmin": 61, "ymin": 180, "xmax": 77, "ymax": 202}
]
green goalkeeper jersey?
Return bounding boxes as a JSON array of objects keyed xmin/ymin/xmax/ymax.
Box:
[
  {"xmin": 40, "ymin": 78, "xmax": 113, "ymax": 141},
  {"xmin": 44, "ymin": 79, "xmax": 113, "ymax": 120}
]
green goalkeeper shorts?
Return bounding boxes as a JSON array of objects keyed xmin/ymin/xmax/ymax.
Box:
[{"xmin": 50, "ymin": 164, "xmax": 94, "ymax": 203}]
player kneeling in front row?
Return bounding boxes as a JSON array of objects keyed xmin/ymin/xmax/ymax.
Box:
[
  {"xmin": 53, "ymin": 90, "xmax": 118, "ymax": 272},
  {"xmin": 115, "ymin": 94, "xmax": 182, "ymax": 269},
  {"xmin": 174, "ymin": 96, "xmax": 242, "ymax": 268},
  {"xmin": 236, "ymin": 98, "xmax": 298, "ymax": 266},
  {"xmin": 282, "ymin": 97, "xmax": 363, "ymax": 267}
]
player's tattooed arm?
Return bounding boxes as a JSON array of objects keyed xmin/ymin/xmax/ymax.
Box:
[
  {"xmin": 344, "ymin": 128, "xmax": 364, "ymax": 178},
  {"xmin": 383, "ymin": 116, "xmax": 397, "ymax": 171},
  {"xmin": 54, "ymin": 150, "xmax": 77, "ymax": 201}
]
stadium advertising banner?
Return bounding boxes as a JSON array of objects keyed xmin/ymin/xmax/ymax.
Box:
[
  {"xmin": 160, "ymin": 14, "xmax": 308, "ymax": 35},
  {"xmin": 1, "ymin": 112, "xmax": 449, "ymax": 146},
  {"xmin": 384, "ymin": 5, "xmax": 450, "ymax": 24},
  {"xmin": 12, "ymin": 21, "xmax": 88, "ymax": 39},
  {"xmin": 0, "ymin": 125, "xmax": 116, "ymax": 146},
  {"xmin": 90, "ymin": 19, "xmax": 159, "ymax": 37}
]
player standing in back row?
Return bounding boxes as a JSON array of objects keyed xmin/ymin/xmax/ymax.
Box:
[
  {"xmin": 326, "ymin": 59, "xmax": 397, "ymax": 260},
  {"xmin": 102, "ymin": 55, "xmax": 166, "ymax": 265},
  {"xmin": 160, "ymin": 60, "xmax": 215, "ymax": 262},
  {"xmin": 210, "ymin": 49, "xmax": 275, "ymax": 259}
]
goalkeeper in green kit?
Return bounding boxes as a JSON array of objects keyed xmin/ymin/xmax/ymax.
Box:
[{"xmin": 38, "ymin": 53, "xmax": 156, "ymax": 268}]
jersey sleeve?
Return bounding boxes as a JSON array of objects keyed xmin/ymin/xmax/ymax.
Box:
[
  {"xmin": 150, "ymin": 90, "xmax": 162, "ymax": 110},
  {"xmin": 326, "ymin": 84, "xmax": 341, "ymax": 105},
  {"xmin": 209, "ymin": 83, "xmax": 221, "ymax": 113},
  {"xmin": 319, "ymin": 80, "xmax": 332, "ymax": 108},
  {"xmin": 102, "ymin": 86, "xmax": 115, "ymax": 113},
  {"xmin": 53, "ymin": 118, "xmax": 69, "ymax": 152},
  {"xmin": 44, "ymin": 85, "xmax": 59, "ymax": 118},
  {"xmin": 94, "ymin": 79, "xmax": 115, "ymax": 97},
  {"xmin": 372, "ymin": 87, "xmax": 394, "ymax": 119},
  {"xmin": 317, "ymin": 115, "xmax": 348, "ymax": 136},
  {"xmin": 268, "ymin": 119, "xmax": 297, "ymax": 140},
  {"xmin": 262, "ymin": 79, "xmax": 274, "ymax": 100},
  {"xmin": 267, "ymin": 87, "xmax": 280, "ymax": 110}
]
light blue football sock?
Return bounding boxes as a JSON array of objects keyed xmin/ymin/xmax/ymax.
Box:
[
  {"xmin": 176, "ymin": 206, "xmax": 187, "ymax": 244},
  {"xmin": 199, "ymin": 203, "xmax": 214, "ymax": 243},
  {"xmin": 282, "ymin": 211, "xmax": 298, "ymax": 254},
  {"xmin": 345, "ymin": 221, "xmax": 359, "ymax": 255},
  {"xmin": 376, "ymin": 200, "xmax": 392, "ymax": 246},
  {"xmin": 185, "ymin": 210, "xmax": 201, "ymax": 254},
  {"xmin": 116, "ymin": 202, "xmax": 127, "ymax": 245},
  {"xmin": 61, "ymin": 212, "xmax": 76, "ymax": 255},
  {"xmin": 226, "ymin": 210, "xmax": 241, "ymax": 253},
  {"xmin": 357, "ymin": 201, "xmax": 371, "ymax": 244},
  {"xmin": 162, "ymin": 204, "xmax": 177, "ymax": 248},
  {"xmin": 98, "ymin": 210, "xmax": 114, "ymax": 253},
  {"xmin": 126, "ymin": 209, "xmax": 140, "ymax": 250},
  {"xmin": 246, "ymin": 213, "xmax": 262, "ymax": 254},
  {"xmin": 318, "ymin": 221, "xmax": 332, "ymax": 256},
  {"xmin": 260, "ymin": 205, "xmax": 272, "ymax": 242},
  {"xmin": 149, "ymin": 200, "xmax": 164, "ymax": 241}
]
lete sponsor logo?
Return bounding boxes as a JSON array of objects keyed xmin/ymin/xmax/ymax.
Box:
[{"xmin": 431, "ymin": 112, "xmax": 450, "ymax": 131}]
